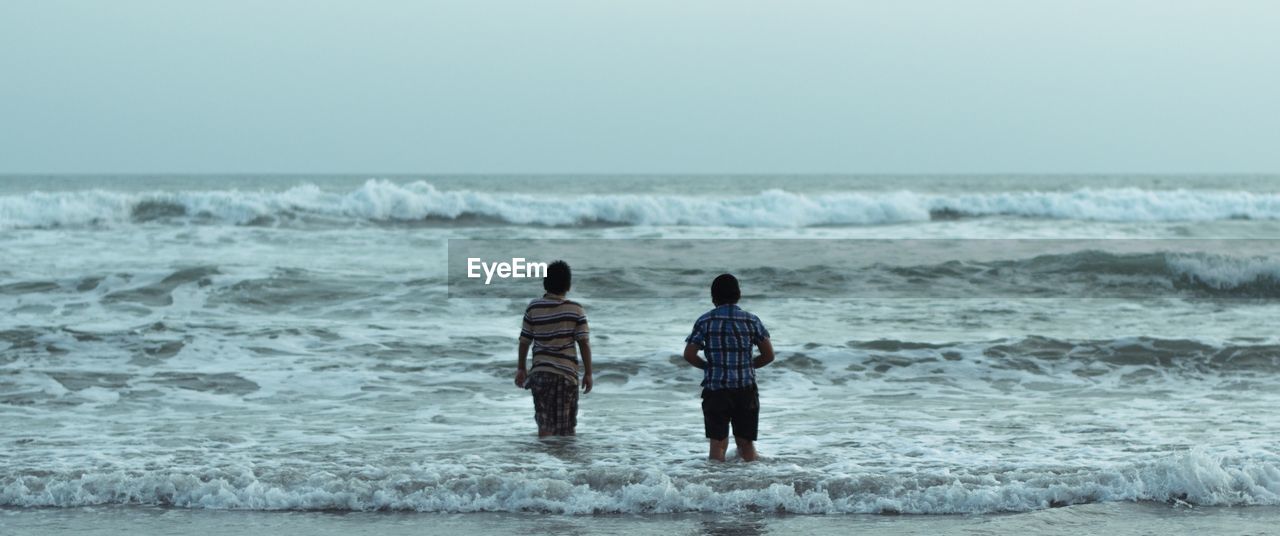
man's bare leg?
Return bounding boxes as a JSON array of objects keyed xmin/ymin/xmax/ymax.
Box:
[
  {"xmin": 708, "ymin": 438, "xmax": 729, "ymax": 461},
  {"xmin": 735, "ymin": 437, "xmax": 757, "ymax": 462}
]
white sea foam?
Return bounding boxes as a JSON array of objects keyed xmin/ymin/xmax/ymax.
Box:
[
  {"xmin": 2, "ymin": 452, "xmax": 1277, "ymax": 514},
  {"xmin": 1165, "ymin": 254, "xmax": 1280, "ymax": 290},
  {"xmin": 5, "ymin": 181, "xmax": 1280, "ymax": 228},
  {"xmin": 6, "ymin": 177, "xmax": 1280, "ymax": 522}
]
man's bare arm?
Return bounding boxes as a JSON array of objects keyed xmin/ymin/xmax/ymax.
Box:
[
  {"xmin": 683, "ymin": 343, "xmax": 707, "ymax": 369},
  {"xmin": 515, "ymin": 340, "xmax": 530, "ymax": 387},
  {"xmin": 752, "ymin": 338, "xmax": 774, "ymax": 369},
  {"xmin": 579, "ymin": 339, "xmax": 593, "ymax": 393}
]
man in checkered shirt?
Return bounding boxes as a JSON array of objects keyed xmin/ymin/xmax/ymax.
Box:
[{"xmin": 682, "ymin": 273, "xmax": 774, "ymax": 461}]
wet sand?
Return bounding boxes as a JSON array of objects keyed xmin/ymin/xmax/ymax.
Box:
[{"xmin": 5, "ymin": 502, "xmax": 1280, "ymax": 536}]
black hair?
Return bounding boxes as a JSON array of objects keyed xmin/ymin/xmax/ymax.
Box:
[
  {"xmin": 543, "ymin": 260, "xmax": 571, "ymax": 295},
  {"xmin": 711, "ymin": 273, "xmax": 740, "ymax": 306}
]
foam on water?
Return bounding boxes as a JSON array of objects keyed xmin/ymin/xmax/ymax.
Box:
[
  {"xmin": 1166, "ymin": 253, "xmax": 1280, "ymax": 290},
  {"xmin": 2, "ymin": 451, "xmax": 1278, "ymax": 514},
  {"xmin": 6, "ymin": 180, "xmax": 1280, "ymax": 228},
  {"xmin": 6, "ymin": 176, "xmax": 1280, "ymax": 519}
]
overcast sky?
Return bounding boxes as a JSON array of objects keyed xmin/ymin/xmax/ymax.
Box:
[{"xmin": 1, "ymin": 0, "xmax": 1277, "ymax": 174}]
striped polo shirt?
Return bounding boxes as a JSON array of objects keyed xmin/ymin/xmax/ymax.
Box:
[
  {"xmin": 685, "ymin": 304, "xmax": 770, "ymax": 390},
  {"xmin": 520, "ymin": 293, "xmax": 589, "ymax": 384}
]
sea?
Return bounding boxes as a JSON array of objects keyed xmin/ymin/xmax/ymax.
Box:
[{"xmin": 3, "ymin": 175, "xmax": 1280, "ymax": 535}]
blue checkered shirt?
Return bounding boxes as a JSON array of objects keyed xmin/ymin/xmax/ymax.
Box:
[{"xmin": 685, "ymin": 304, "xmax": 770, "ymax": 390}]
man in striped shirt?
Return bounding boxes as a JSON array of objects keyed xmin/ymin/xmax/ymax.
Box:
[
  {"xmin": 683, "ymin": 273, "xmax": 774, "ymax": 461},
  {"xmin": 515, "ymin": 260, "xmax": 592, "ymax": 437}
]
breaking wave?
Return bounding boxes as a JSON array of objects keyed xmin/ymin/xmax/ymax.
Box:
[
  {"xmin": 6, "ymin": 180, "xmax": 1280, "ymax": 228},
  {"xmin": 2, "ymin": 452, "xmax": 1277, "ymax": 514}
]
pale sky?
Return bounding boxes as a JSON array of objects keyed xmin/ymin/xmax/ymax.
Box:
[{"xmin": 1, "ymin": 0, "xmax": 1277, "ymax": 174}]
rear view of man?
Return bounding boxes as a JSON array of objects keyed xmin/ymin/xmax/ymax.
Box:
[
  {"xmin": 682, "ymin": 273, "xmax": 774, "ymax": 461},
  {"xmin": 516, "ymin": 260, "xmax": 592, "ymax": 437}
]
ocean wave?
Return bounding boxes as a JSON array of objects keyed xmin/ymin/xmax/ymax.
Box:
[
  {"xmin": 947, "ymin": 251, "xmax": 1280, "ymax": 298},
  {"xmin": 580, "ymin": 251, "xmax": 1280, "ymax": 298},
  {"xmin": 3, "ymin": 329, "xmax": 1274, "ymax": 402},
  {"xmin": 2, "ymin": 452, "xmax": 1276, "ymax": 514},
  {"xmin": 1165, "ymin": 253, "xmax": 1280, "ymax": 291},
  {"xmin": 840, "ymin": 335, "xmax": 1280, "ymax": 377},
  {"xmin": 5, "ymin": 252, "xmax": 1280, "ymax": 314},
  {"xmin": 6, "ymin": 180, "xmax": 1280, "ymax": 228}
]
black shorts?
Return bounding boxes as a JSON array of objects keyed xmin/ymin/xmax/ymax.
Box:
[{"xmin": 701, "ymin": 385, "xmax": 758, "ymax": 441}]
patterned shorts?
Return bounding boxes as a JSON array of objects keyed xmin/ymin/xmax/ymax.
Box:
[{"xmin": 527, "ymin": 372, "xmax": 578, "ymax": 435}]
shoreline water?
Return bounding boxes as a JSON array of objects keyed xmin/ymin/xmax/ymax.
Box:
[
  {"xmin": 6, "ymin": 503, "xmax": 1280, "ymax": 536},
  {"xmin": 4, "ymin": 175, "xmax": 1280, "ymax": 530}
]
